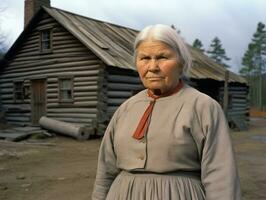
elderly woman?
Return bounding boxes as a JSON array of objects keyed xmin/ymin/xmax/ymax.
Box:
[{"xmin": 92, "ymin": 24, "xmax": 241, "ymax": 200}]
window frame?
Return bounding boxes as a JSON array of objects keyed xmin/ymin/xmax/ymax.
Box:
[
  {"xmin": 13, "ymin": 81, "xmax": 24, "ymax": 103},
  {"xmin": 58, "ymin": 76, "xmax": 74, "ymax": 103},
  {"xmin": 39, "ymin": 28, "xmax": 53, "ymax": 53}
]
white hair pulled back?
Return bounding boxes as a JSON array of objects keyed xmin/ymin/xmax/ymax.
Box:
[{"xmin": 134, "ymin": 24, "xmax": 192, "ymax": 76}]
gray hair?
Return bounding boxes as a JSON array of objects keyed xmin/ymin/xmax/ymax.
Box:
[{"xmin": 134, "ymin": 24, "xmax": 192, "ymax": 77}]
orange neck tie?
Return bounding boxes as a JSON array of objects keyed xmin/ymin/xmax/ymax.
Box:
[{"xmin": 132, "ymin": 80, "xmax": 184, "ymax": 140}]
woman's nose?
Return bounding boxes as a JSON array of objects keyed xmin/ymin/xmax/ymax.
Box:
[{"xmin": 148, "ymin": 59, "xmax": 159, "ymax": 71}]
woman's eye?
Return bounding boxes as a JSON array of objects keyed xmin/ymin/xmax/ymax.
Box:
[
  {"xmin": 158, "ymin": 56, "xmax": 167, "ymax": 60},
  {"xmin": 141, "ymin": 57, "xmax": 150, "ymax": 60}
]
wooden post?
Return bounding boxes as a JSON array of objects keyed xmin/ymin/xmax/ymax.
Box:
[{"xmin": 223, "ymin": 70, "xmax": 229, "ymax": 117}]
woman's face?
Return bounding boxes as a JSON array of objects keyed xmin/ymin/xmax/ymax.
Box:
[{"xmin": 136, "ymin": 40, "xmax": 183, "ymax": 95}]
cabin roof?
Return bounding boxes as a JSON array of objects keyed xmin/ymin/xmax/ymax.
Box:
[{"xmin": 4, "ymin": 6, "xmax": 247, "ymax": 84}]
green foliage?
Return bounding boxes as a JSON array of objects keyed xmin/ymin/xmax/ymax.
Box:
[
  {"xmin": 240, "ymin": 22, "xmax": 266, "ymax": 111},
  {"xmin": 207, "ymin": 37, "xmax": 231, "ymax": 68},
  {"xmin": 192, "ymin": 39, "xmax": 205, "ymax": 53},
  {"xmin": 240, "ymin": 22, "xmax": 266, "ymax": 76}
]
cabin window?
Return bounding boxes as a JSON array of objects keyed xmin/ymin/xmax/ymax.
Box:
[
  {"xmin": 14, "ymin": 81, "xmax": 24, "ymax": 102},
  {"xmin": 40, "ymin": 29, "xmax": 52, "ymax": 52},
  {"xmin": 58, "ymin": 78, "xmax": 73, "ymax": 102}
]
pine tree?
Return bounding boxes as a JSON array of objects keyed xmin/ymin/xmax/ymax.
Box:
[
  {"xmin": 192, "ymin": 39, "xmax": 205, "ymax": 53},
  {"xmin": 252, "ymin": 22, "xmax": 266, "ymax": 74},
  {"xmin": 207, "ymin": 37, "xmax": 231, "ymax": 68},
  {"xmin": 239, "ymin": 22, "xmax": 266, "ymax": 110},
  {"xmin": 239, "ymin": 22, "xmax": 266, "ymax": 75},
  {"xmin": 240, "ymin": 43, "xmax": 256, "ymax": 75}
]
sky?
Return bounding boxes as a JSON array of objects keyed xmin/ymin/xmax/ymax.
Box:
[{"xmin": 1, "ymin": 0, "xmax": 266, "ymax": 73}]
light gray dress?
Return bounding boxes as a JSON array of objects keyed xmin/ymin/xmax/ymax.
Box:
[{"xmin": 92, "ymin": 84, "xmax": 242, "ymax": 200}]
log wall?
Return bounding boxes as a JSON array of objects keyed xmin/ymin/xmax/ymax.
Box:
[
  {"xmin": 95, "ymin": 66, "xmax": 143, "ymax": 135},
  {"xmin": 0, "ymin": 12, "xmax": 102, "ymax": 129},
  {"xmin": 219, "ymin": 84, "xmax": 250, "ymax": 128}
]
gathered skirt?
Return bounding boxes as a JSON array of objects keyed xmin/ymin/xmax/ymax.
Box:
[{"xmin": 106, "ymin": 171, "xmax": 205, "ymax": 200}]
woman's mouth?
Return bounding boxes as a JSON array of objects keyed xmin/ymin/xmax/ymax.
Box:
[{"xmin": 146, "ymin": 77, "xmax": 164, "ymax": 80}]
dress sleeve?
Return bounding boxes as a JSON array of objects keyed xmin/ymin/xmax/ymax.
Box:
[
  {"xmin": 198, "ymin": 98, "xmax": 242, "ymax": 200},
  {"xmin": 91, "ymin": 110, "xmax": 121, "ymax": 200}
]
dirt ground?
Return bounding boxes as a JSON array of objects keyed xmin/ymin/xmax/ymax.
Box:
[{"xmin": 0, "ymin": 117, "xmax": 266, "ymax": 200}]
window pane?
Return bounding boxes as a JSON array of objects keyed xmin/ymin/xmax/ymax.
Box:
[
  {"xmin": 41, "ymin": 30, "xmax": 51, "ymax": 50},
  {"xmin": 59, "ymin": 79, "xmax": 73, "ymax": 101},
  {"xmin": 42, "ymin": 41, "xmax": 50, "ymax": 49},
  {"xmin": 42, "ymin": 31, "xmax": 50, "ymax": 40},
  {"xmin": 60, "ymin": 79, "xmax": 71, "ymax": 89},
  {"xmin": 14, "ymin": 82, "xmax": 23, "ymax": 101},
  {"xmin": 60, "ymin": 90, "xmax": 72, "ymax": 100},
  {"xmin": 15, "ymin": 92, "xmax": 23, "ymax": 100}
]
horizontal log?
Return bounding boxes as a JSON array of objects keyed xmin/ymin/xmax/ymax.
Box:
[
  {"xmin": 8, "ymin": 59, "xmax": 57, "ymax": 69},
  {"xmin": 17, "ymin": 46, "xmax": 39, "ymax": 54},
  {"xmin": 46, "ymin": 94, "xmax": 58, "ymax": 99},
  {"xmin": 231, "ymin": 99, "xmax": 247, "ymax": 103},
  {"xmin": 46, "ymin": 88, "xmax": 58, "ymax": 93},
  {"xmin": 9, "ymin": 51, "xmax": 91, "ymax": 63},
  {"xmin": 14, "ymin": 43, "xmax": 88, "ymax": 57},
  {"xmin": 0, "ymin": 94, "xmax": 13, "ymax": 100},
  {"xmin": 4, "ymin": 104, "xmax": 30, "ymax": 110},
  {"xmin": 74, "ymin": 85, "xmax": 98, "ymax": 91},
  {"xmin": 0, "ymin": 71, "xmax": 100, "ymax": 84},
  {"xmin": 74, "ymin": 81, "xmax": 98, "ymax": 87},
  {"xmin": 39, "ymin": 116, "xmax": 91, "ymax": 140},
  {"xmin": 228, "ymin": 111, "xmax": 248, "ymax": 116},
  {"xmin": 47, "ymin": 76, "xmax": 99, "ymax": 84},
  {"xmin": 5, "ymin": 60, "xmax": 100, "ymax": 74},
  {"xmin": 47, "ymin": 101, "xmax": 98, "ymax": 108},
  {"xmin": 5, "ymin": 116, "xmax": 30, "ymax": 122},
  {"xmin": 224, "ymin": 86, "xmax": 248, "ymax": 90},
  {"xmin": 73, "ymin": 91, "xmax": 98, "ymax": 97},
  {"xmin": 5, "ymin": 113, "xmax": 31, "ymax": 117},
  {"xmin": 0, "ymin": 88, "xmax": 14, "ymax": 94},
  {"xmin": 46, "ymin": 97, "xmax": 98, "ymax": 104},
  {"xmin": 107, "ymin": 91, "xmax": 133, "ymax": 98},
  {"xmin": 220, "ymin": 91, "xmax": 248, "ymax": 95},
  {"xmin": 74, "ymin": 76, "xmax": 99, "ymax": 82},
  {"xmin": 46, "ymin": 84, "xmax": 58, "ymax": 89},
  {"xmin": 53, "ymin": 35, "xmax": 77, "ymax": 41},
  {"xmin": 47, "ymin": 108, "xmax": 97, "ymax": 113},
  {"xmin": 37, "ymin": 21, "xmax": 58, "ymax": 29},
  {"xmin": 107, "ymin": 106, "xmax": 119, "ymax": 114},
  {"xmin": 4, "ymin": 61, "xmax": 99, "ymax": 78},
  {"xmin": 46, "ymin": 113, "xmax": 97, "ymax": 119},
  {"xmin": 19, "ymin": 37, "xmax": 38, "ymax": 46},
  {"xmin": 231, "ymin": 103, "xmax": 249, "ymax": 108},
  {"xmin": 7, "ymin": 121, "xmax": 30, "ymax": 126},
  {"xmin": 8, "ymin": 56, "xmax": 97, "ymax": 69},
  {"xmin": 107, "ymin": 74, "xmax": 141, "ymax": 84},
  {"xmin": 108, "ymin": 83, "xmax": 143, "ymax": 91},
  {"xmin": 0, "ymin": 97, "xmax": 30, "ymax": 104},
  {"xmin": 107, "ymin": 98, "xmax": 127, "ymax": 105},
  {"xmin": 8, "ymin": 54, "xmax": 88, "ymax": 65},
  {"xmin": 50, "ymin": 117, "xmax": 93, "ymax": 124},
  {"xmin": 52, "ymin": 39, "xmax": 80, "ymax": 45},
  {"xmin": 66, "ymin": 122, "xmax": 93, "ymax": 126},
  {"xmin": 74, "ymin": 97, "xmax": 98, "ymax": 101},
  {"xmin": 0, "ymin": 83, "xmax": 13, "ymax": 88},
  {"xmin": 52, "ymin": 46, "xmax": 91, "ymax": 54}
]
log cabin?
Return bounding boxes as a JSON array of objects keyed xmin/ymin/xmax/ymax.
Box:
[{"xmin": 0, "ymin": 0, "xmax": 249, "ymax": 134}]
